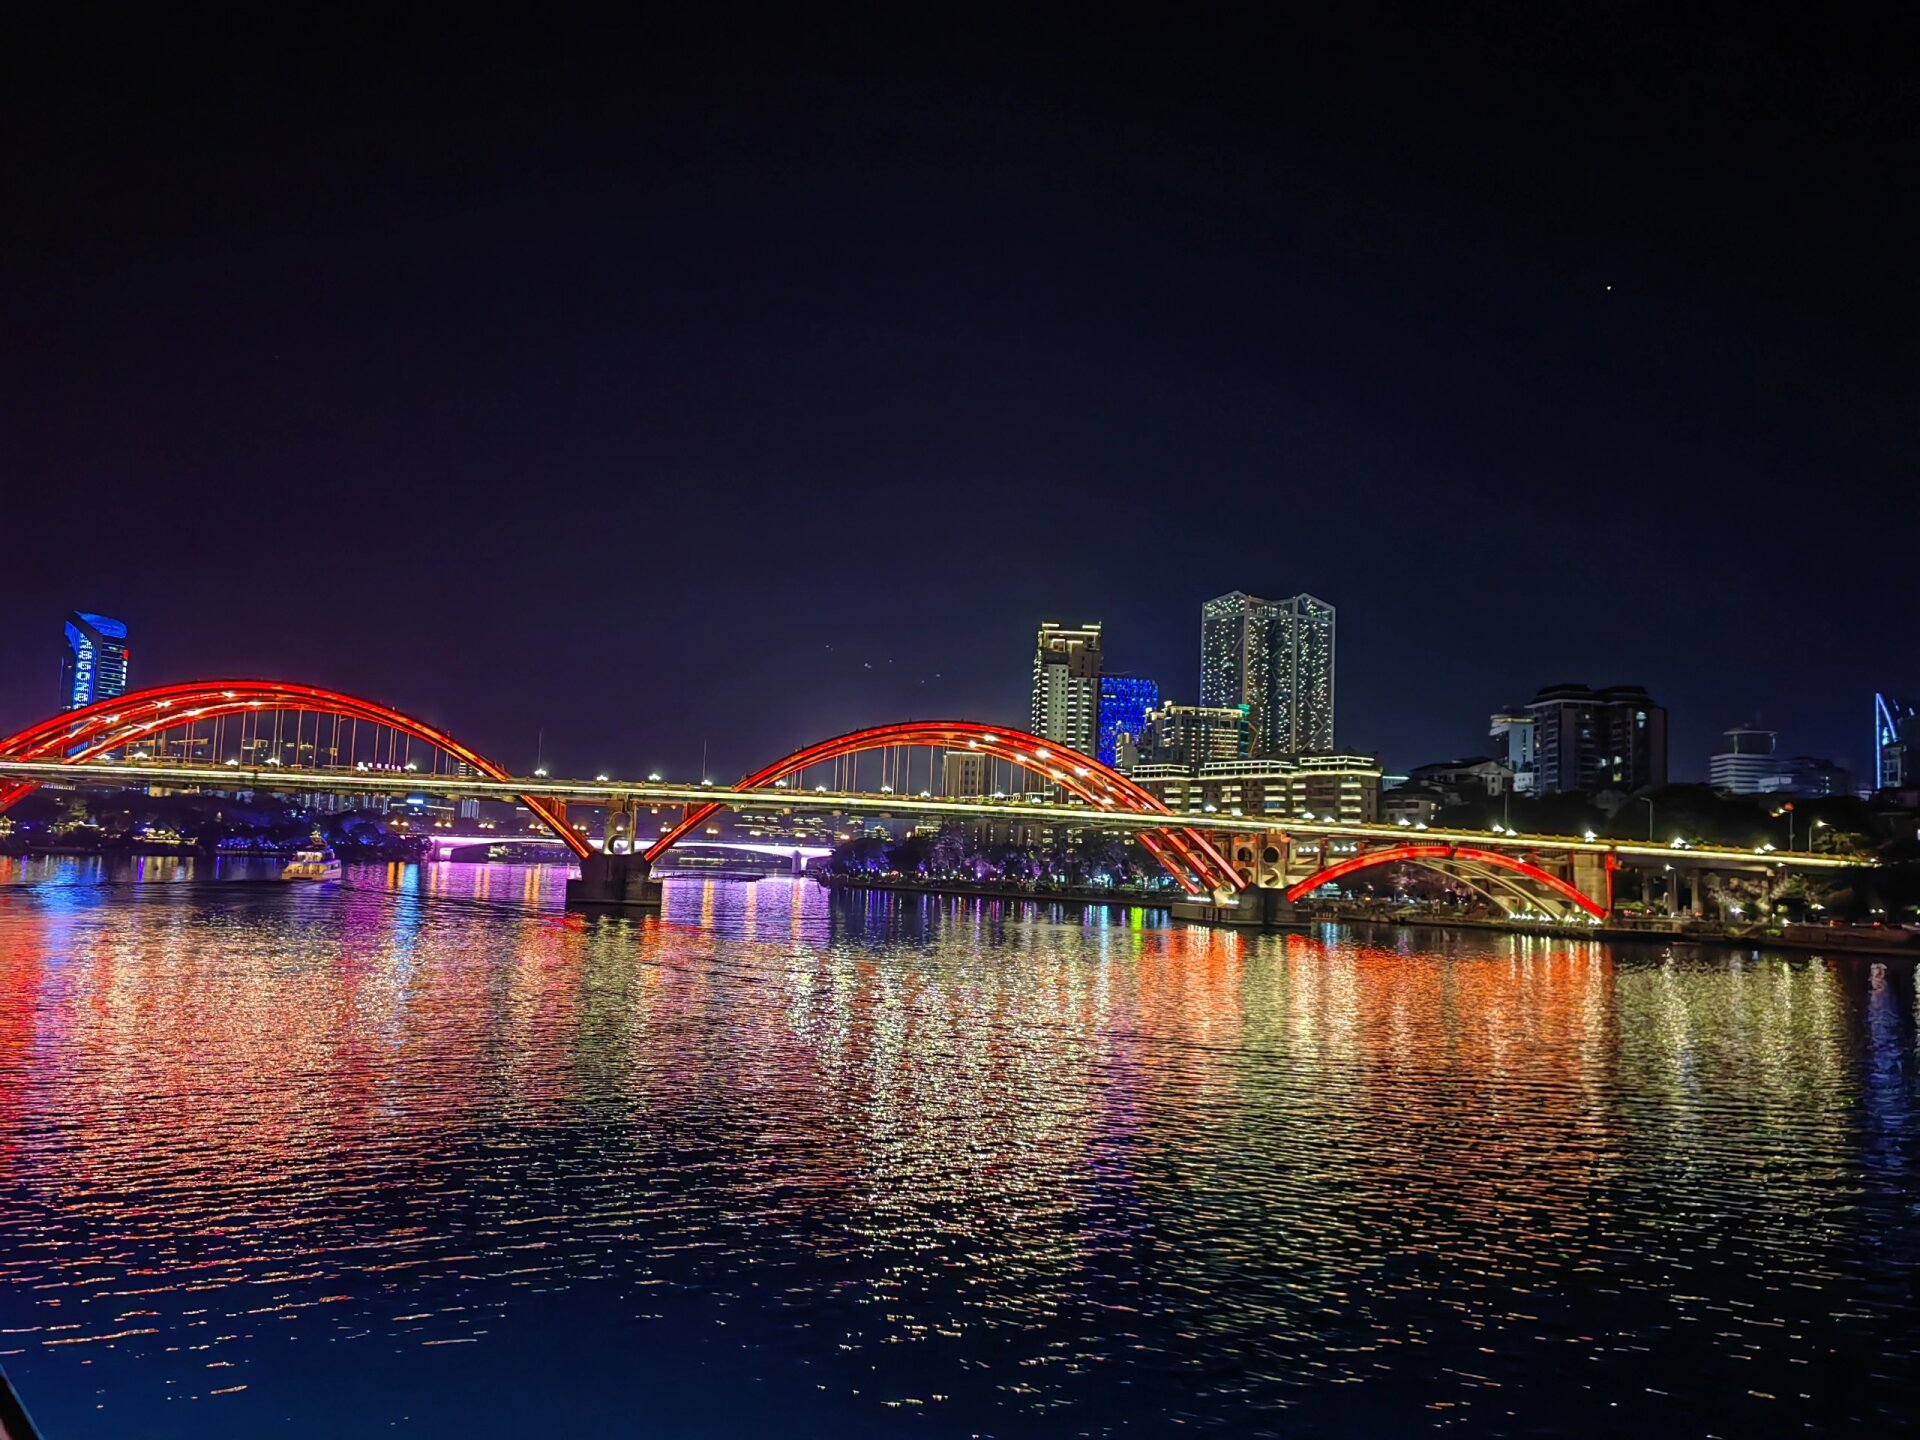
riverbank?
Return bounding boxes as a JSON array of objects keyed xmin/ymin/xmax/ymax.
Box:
[
  {"xmin": 817, "ymin": 878, "xmax": 1917, "ymax": 956},
  {"xmin": 1311, "ymin": 906, "xmax": 1918, "ymax": 955}
]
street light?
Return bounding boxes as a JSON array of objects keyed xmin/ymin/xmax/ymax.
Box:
[
  {"xmin": 1810, "ymin": 818, "xmax": 1829, "ymax": 853},
  {"xmin": 1635, "ymin": 795, "xmax": 1654, "ymax": 841}
]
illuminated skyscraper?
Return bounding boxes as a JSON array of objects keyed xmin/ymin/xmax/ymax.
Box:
[
  {"xmin": 59, "ymin": 611, "xmax": 131, "ymax": 710},
  {"xmin": 1201, "ymin": 591, "xmax": 1274, "ymax": 747},
  {"xmin": 1271, "ymin": 593, "xmax": 1335, "ymax": 754},
  {"xmin": 1096, "ymin": 675, "xmax": 1158, "ymax": 767},
  {"xmin": 1030, "ymin": 622, "xmax": 1103, "ymax": 757},
  {"xmin": 1199, "ymin": 590, "xmax": 1335, "ymax": 755}
]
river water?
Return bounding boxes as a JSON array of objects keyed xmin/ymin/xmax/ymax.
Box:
[{"xmin": 0, "ymin": 857, "xmax": 1914, "ymax": 1437}]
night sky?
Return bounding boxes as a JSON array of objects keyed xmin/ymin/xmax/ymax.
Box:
[{"xmin": 4, "ymin": 10, "xmax": 1914, "ymax": 782}]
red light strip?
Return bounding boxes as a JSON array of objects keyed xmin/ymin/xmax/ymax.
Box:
[
  {"xmin": 0, "ymin": 681, "xmax": 591, "ymax": 859},
  {"xmin": 641, "ymin": 720, "xmax": 1241, "ymax": 893},
  {"xmin": 1284, "ymin": 842, "xmax": 1607, "ymax": 918}
]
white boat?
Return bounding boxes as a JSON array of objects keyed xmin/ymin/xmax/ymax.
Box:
[{"xmin": 281, "ymin": 834, "xmax": 343, "ymax": 882}]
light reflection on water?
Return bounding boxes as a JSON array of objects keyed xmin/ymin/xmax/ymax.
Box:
[{"xmin": 0, "ymin": 857, "xmax": 1915, "ymax": 1437}]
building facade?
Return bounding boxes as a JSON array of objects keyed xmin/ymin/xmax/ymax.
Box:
[
  {"xmin": 1527, "ymin": 683, "xmax": 1667, "ymax": 794},
  {"xmin": 1707, "ymin": 725, "xmax": 1779, "ymax": 795},
  {"xmin": 1029, "ymin": 622, "xmax": 1103, "ymax": 757},
  {"xmin": 1877, "ymin": 693, "xmax": 1919, "ymax": 790},
  {"xmin": 1199, "ymin": 590, "xmax": 1335, "ymax": 755},
  {"xmin": 1270, "ymin": 593, "xmax": 1336, "ymax": 755},
  {"xmin": 1489, "ymin": 710, "xmax": 1537, "ymax": 793},
  {"xmin": 941, "ymin": 749, "xmax": 990, "ymax": 799},
  {"xmin": 1133, "ymin": 752, "xmax": 1380, "ymax": 825},
  {"xmin": 1096, "ymin": 675, "xmax": 1159, "ymax": 768},
  {"xmin": 1756, "ymin": 756, "xmax": 1853, "ymax": 799},
  {"xmin": 1142, "ymin": 702, "xmax": 1251, "ymax": 770},
  {"xmin": 1289, "ymin": 753, "xmax": 1380, "ymax": 825},
  {"xmin": 1380, "ymin": 786, "xmax": 1448, "ymax": 827},
  {"xmin": 1406, "ymin": 757, "xmax": 1515, "ymax": 800},
  {"xmin": 1200, "ymin": 592, "xmax": 1272, "ymax": 748},
  {"xmin": 60, "ymin": 611, "xmax": 131, "ymax": 711}
]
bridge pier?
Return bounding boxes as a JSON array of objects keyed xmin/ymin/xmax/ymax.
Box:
[
  {"xmin": 1170, "ymin": 887, "xmax": 1308, "ymax": 929},
  {"xmin": 565, "ymin": 852, "xmax": 663, "ymax": 911}
]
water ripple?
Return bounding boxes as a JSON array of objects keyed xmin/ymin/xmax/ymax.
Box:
[{"xmin": 0, "ymin": 858, "xmax": 1915, "ymax": 1436}]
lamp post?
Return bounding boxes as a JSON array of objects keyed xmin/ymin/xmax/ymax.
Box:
[
  {"xmin": 1636, "ymin": 795, "xmax": 1654, "ymax": 841},
  {"xmin": 1810, "ymin": 818, "xmax": 1828, "ymax": 853}
]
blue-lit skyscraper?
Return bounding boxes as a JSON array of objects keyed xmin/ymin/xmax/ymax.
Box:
[
  {"xmin": 60, "ymin": 611, "xmax": 131, "ymax": 710},
  {"xmin": 1097, "ymin": 676, "xmax": 1159, "ymax": 767}
]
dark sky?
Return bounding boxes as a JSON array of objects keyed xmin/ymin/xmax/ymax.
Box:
[{"xmin": 4, "ymin": 8, "xmax": 1914, "ymax": 781}]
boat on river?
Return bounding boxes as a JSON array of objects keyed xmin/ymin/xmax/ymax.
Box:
[{"xmin": 280, "ymin": 834, "xmax": 342, "ymax": 882}]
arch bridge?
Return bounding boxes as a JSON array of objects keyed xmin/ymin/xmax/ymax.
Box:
[
  {"xmin": 0, "ymin": 679, "xmax": 1858, "ymax": 920},
  {"xmin": 0, "ymin": 682, "xmax": 1243, "ymax": 901}
]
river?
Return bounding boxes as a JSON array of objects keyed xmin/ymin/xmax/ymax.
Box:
[{"xmin": 1, "ymin": 857, "xmax": 1914, "ymax": 1436}]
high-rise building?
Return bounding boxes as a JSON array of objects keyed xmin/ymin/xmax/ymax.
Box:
[
  {"xmin": 1489, "ymin": 710, "xmax": 1537, "ymax": 793},
  {"xmin": 1708, "ymin": 725, "xmax": 1779, "ymax": 795},
  {"xmin": 1876, "ymin": 693, "xmax": 1919, "ymax": 789},
  {"xmin": 1201, "ymin": 592, "xmax": 1274, "ymax": 746},
  {"xmin": 1527, "ymin": 683, "xmax": 1667, "ymax": 794},
  {"xmin": 1142, "ymin": 702, "xmax": 1251, "ymax": 769},
  {"xmin": 60, "ymin": 611, "xmax": 131, "ymax": 710},
  {"xmin": 1096, "ymin": 676, "xmax": 1159, "ymax": 768},
  {"xmin": 1199, "ymin": 590, "xmax": 1335, "ymax": 755},
  {"xmin": 1030, "ymin": 622, "xmax": 1103, "ymax": 757},
  {"xmin": 1271, "ymin": 594, "xmax": 1335, "ymax": 754}
]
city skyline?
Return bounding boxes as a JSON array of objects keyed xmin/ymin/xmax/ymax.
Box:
[
  {"xmin": 3, "ymin": 12, "xmax": 1912, "ymax": 786},
  {"xmin": 8, "ymin": 594, "xmax": 1906, "ymax": 788}
]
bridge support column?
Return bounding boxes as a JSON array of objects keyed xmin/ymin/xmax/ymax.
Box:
[
  {"xmin": 1571, "ymin": 852, "xmax": 1612, "ymax": 917},
  {"xmin": 565, "ymin": 852, "xmax": 663, "ymax": 910},
  {"xmin": 1169, "ymin": 883, "xmax": 1306, "ymax": 929},
  {"xmin": 1250, "ymin": 887, "xmax": 1304, "ymax": 927}
]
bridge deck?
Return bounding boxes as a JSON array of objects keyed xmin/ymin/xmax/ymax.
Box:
[{"xmin": 0, "ymin": 758, "xmax": 1862, "ymax": 873}]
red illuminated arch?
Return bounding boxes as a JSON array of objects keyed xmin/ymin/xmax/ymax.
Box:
[
  {"xmin": 643, "ymin": 721, "xmax": 1243, "ymax": 895},
  {"xmin": 1284, "ymin": 843, "xmax": 1607, "ymax": 919},
  {"xmin": 0, "ymin": 681, "xmax": 590, "ymax": 859}
]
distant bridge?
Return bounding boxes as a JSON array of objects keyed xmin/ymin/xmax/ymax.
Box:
[
  {"xmin": 0, "ymin": 680, "xmax": 1863, "ymax": 920},
  {"xmin": 427, "ymin": 833, "xmax": 832, "ymax": 870}
]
